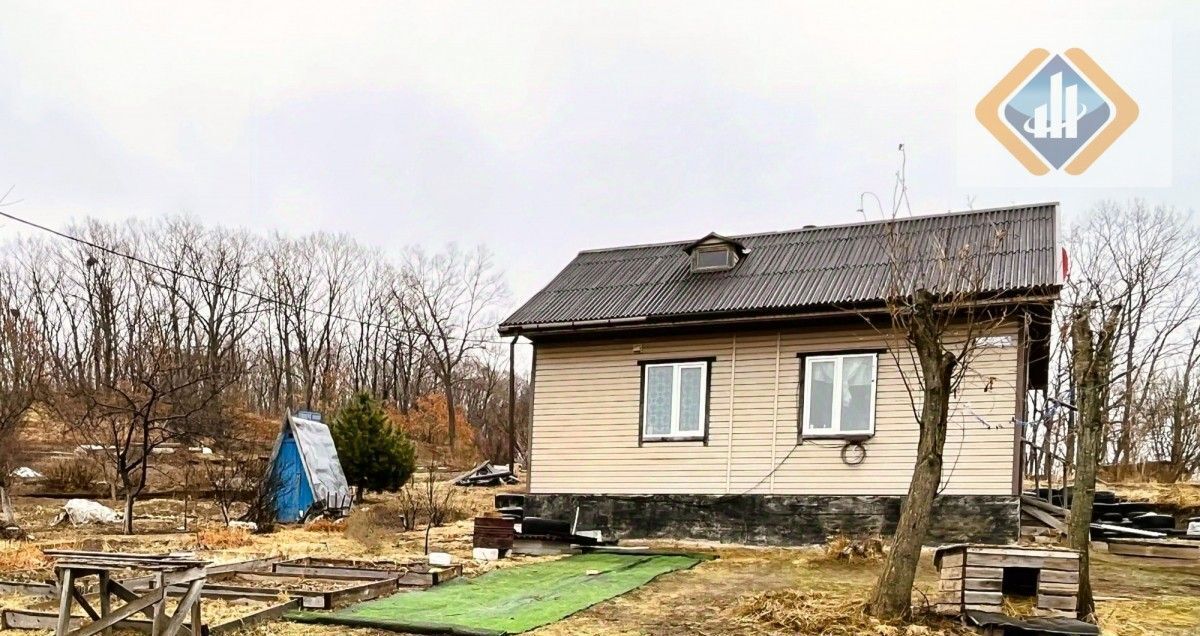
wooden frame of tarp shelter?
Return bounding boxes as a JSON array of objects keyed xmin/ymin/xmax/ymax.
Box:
[{"xmin": 43, "ymin": 550, "xmax": 209, "ymax": 636}]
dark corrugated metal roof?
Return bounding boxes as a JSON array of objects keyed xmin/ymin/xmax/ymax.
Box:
[{"xmin": 500, "ymin": 203, "xmax": 1058, "ymax": 333}]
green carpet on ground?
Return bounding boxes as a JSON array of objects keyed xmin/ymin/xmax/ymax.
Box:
[{"xmin": 289, "ymin": 552, "xmax": 706, "ymax": 636}]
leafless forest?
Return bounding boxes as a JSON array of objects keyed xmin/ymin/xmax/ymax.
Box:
[
  {"xmin": 0, "ymin": 214, "xmax": 529, "ymax": 525},
  {"xmin": 1031, "ymin": 200, "xmax": 1200, "ymax": 483}
]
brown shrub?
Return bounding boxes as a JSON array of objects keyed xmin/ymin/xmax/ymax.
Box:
[
  {"xmin": 821, "ymin": 534, "xmax": 884, "ymax": 563},
  {"xmin": 0, "ymin": 542, "xmax": 48, "ymax": 571},
  {"xmin": 42, "ymin": 458, "xmax": 100, "ymax": 493},
  {"xmin": 195, "ymin": 527, "xmax": 253, "ymax": 549},
  {"xmin": 344, "ymin": 500, "xmax": 408, "ymax": 551}
]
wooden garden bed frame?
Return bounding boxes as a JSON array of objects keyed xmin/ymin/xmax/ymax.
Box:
[
  {"xmin": 272, "ymin": 556, "xmax": 463, "ymax": 587},
  {"xmin": 1, "ymin": 553, "xmax": 463, "ymax": 633},
  {"xmin": 1, "ymin": 598, "xmax": 301, "ymax": 635}
]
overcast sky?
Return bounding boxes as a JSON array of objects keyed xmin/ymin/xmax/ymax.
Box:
[{"xmin": 0, "ymin": 1, "xmax": 1197, "ymax": 316}]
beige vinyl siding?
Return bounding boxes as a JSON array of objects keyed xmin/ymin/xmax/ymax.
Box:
[{"xmin": 530, "ymin": 323, "xmax": 1019, "ymax": 496}]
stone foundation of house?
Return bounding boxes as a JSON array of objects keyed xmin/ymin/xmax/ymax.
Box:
[{"xmin": 522, "ymin": 494, "xmax": 1019, "ymax": 545}]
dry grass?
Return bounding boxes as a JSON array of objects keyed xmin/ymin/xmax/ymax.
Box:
[
  {"xmin": 1000, "ymin": 595, "xmax": 1038, "ymax": 618},
  {"xmin": 0, "ymin": 542, "xmax": 47, "ymax": 571},
  {"xmin": 818, "ymin": 534, "xmax": 884, "ymax": 564},
  {"xmin": 195, "ymin": 526, "xmax": 253, "ymax": 549},
  {"xmin": 1109, "ymin": 481, "xmax": 1200, "ymax": 510},
  {"xmin": 304, "ymin": 517, "xmax": 346, "ymax": 533},
  {"xmin": 725, "ymin": 588, "xmax": 957, "ymax": 636},
  {"xmin": 1096, "ymin": 597, "xmax": 1200, "ymax": 636}
]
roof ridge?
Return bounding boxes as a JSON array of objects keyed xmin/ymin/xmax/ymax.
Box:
[{"xmin": 575, "ymin": 202, "xmax": 1059, "ymax": 255}]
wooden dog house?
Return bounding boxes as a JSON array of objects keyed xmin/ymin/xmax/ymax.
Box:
[{"xmin": 933, "ymin": 545, "xmax": 1081, "ymax": 618}]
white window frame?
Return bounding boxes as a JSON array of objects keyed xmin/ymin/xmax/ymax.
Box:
[
  {"xmin": 641, "ymin": 361, "xmax": 708, "ymax": 440},
  {"xmin": 801, "ymin": 353, "xmax": 878, "ymax": 437},
  {"xmin": 691, "ymin": 245, "xmax": 735, "ymax": 272}
]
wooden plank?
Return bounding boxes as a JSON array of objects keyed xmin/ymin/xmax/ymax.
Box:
[
  {"xmin": 163, "ymin": 579, "xmax": 204, "ymax": 636},
  {"xmin": 270, "ymin": 564, "xmax": 397, "ymax": 580},
  {"xmin": 71, "ymin": 587, "xmax": 165, "ymax": 636},
  {"xmin": 431, "ymin": 564, "xmax": 462, "ymax": 585},
  {"xmin": 965, "ymin": 554, "xmax": 1080, "ymax": 570},
  {"xmin": 231, "ymin": 571, "xmax": 386, "ymax": 584},
  {"xmin": 122, "ymin": 556, "xmax": 279, "ymax": 590},
  {"xmin": 3, "ymin": 609, "xmax": 152, "ymax": 634},
  {"xmin": 1107, "ymin": 540, "xmax": 1200, "ymax": 560},
  {"xmin": 160, "ymin": 567, "xmax": 208, "ymax": 586},
  {"xmin": 938, "ymin": 566, "xmax": 963, "ymax": 581},
  {"xmin": 1038, "ymin": 594, "xmax": 1078, "ymax": 611},
  {"xmin": 940, "ymin": 552, "xmax": 964, "ymax": 568},
  {"xmin": 167, "ymin": 585, "xmax": 282, "ymax": 602},
  {"xmin": 938, "ymin": 578, "xmax": 962, "ymax": 592},
  {"xmin": 1021, "ymin": 495, "xmax": 1068, "ymax": 516},
  {"xmin": 56, "ymin": 568, "xmax": 75, "ymax": 636},
  {"xmin": 964, "ymin": 566, "xmax": 1004, "ymax": 579},
  {"xmin": 325, "ymin": 577, "xmax": 401, "ymax": 609},
  {"xmin": 98, "ymin": 571, "xmax": 111, "ymax": 636},
  {"xmin": 963, "ymin": 591, "xmax": 1002, "ymax": 605},
  {"xmin": 1022, "ymin": 505, "xmax": 1066, "ymax": 531},
  {"xmin": 1040, "ymin": 570, "xmax": 1080, "ymax": 584},
  {"xmin": 1039, "ymin": 581, "xmax": 1080, "ymax": 594},
  {"xmin": 208, "ymin": 599, "xmax": 301, "ymax": 635},
  {"xmin": 209, "ymin": 556, "xmax": 280, "ymax": 574},
  {"xmin": 964, "ymin": 578, "xmax": 1002, "ymax": 592},
  {"xmin": 71, "ymin": 584, "xmax": 101, "ymax": 621},
  {"xmin": 0, "ymin": 580, "xmax": 55, "ymax": 596},
  {"xmin": 968, "ymin": 547, "xmax": 1078, "ymax": 560}
]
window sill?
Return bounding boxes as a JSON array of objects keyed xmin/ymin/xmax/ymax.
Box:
[
  {"xmin": 801, "ymin": 432, "xmax": 873, "ymax": 442},
  {"xmin": 641, "ymin": 435, "xmax": 706, "ymax": 443}
]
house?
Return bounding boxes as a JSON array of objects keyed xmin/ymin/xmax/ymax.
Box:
[{"xmin": 498, "ymin": 203, "xmax": 1060, "ymax": 545}]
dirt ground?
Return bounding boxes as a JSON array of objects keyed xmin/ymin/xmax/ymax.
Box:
[{"xmin": 3, "ymin": 488, "xmax": 1200, "ymax": 636}]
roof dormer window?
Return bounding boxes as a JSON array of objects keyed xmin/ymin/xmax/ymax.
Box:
[
  {"xmin": 684, "ymin": 232, "xmax": 746, "ymax": 273},
  {"xmin": 693, "ymin": 245, "xmax": 735, "ymax": 271}
]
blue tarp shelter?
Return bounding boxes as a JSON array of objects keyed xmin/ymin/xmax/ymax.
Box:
[{"xmin": 268, "ymin": 411, "xmax": 351, "ymax": 522}]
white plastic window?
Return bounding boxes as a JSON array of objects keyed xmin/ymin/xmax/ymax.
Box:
[
  {"xmin": 802, "ymin": 353, "xmax": 878, "ymax": 436},
  {"xmin": 643, "ymin": 361, "xmax": 708, "ymax": 439}
]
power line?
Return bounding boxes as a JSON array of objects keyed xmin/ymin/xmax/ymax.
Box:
[{"xmin": 0, "ymin": 208, "xmax": 523, "ymax": 348}]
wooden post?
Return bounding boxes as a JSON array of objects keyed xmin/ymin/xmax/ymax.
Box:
[
  {"xmin": 98, "ymin": 572, "xmax": 111, "ymax": 636},
  {"xmin": 508, "ymin": 335, "xmax": 517, "ymax": 473},
  {"xmin": 151, "ymin": 572, "xmax": 167, "ymax": 634},
  {"xmin": 55, "ymin": 568, "xmax": 75, "ymax": 636}
]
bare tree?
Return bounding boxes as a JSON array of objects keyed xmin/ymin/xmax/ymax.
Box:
[
  {"xmin": 0, "ymin": 266, "xmax": 45, "ymax": 528},
  {"xmin": 866, "ymin": 224, "xmax": 1013, "ymax": 619},
  {"xmin": 864, "ymin": 154, "xmax": 1019, "ymax": 619},
  {"xmin": 48, "ymin": 225, "xmax": 238, "ymax": 533},
  {"xmin": 2, "ymin": 212, "xmax": 518, "ymax": 524},
  {"xmin": 404, "ymin": 245, "xmax": 505, "ymax": 451},
  {"xmin": 1066, "ymin": 303, "xmax": 1121, "ymax": 620},
  {"xmin": 1069, "ymin": 202, "xmax": 1200, "ymax": 474}
]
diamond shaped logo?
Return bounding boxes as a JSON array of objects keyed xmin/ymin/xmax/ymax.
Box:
[{"xmin": 977, "ymin": 49, "xmax": 1138, "ymax": 175}]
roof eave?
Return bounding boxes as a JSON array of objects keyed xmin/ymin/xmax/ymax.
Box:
[{"xmin": 498, "ymin": 286, "xmax": 1060, "ymax": 337}]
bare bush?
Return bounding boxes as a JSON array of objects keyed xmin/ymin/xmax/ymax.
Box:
[{"xmin": 42, "ymin": 458, "xmax": 101, "ymax": 493}]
